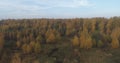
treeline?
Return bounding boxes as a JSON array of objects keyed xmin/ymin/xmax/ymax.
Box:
[{"xmin": 0, "ymin": 17, "xmax": 120, "ymax": 63}]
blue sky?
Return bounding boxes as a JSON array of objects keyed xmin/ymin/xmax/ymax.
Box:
[{"xmin": 0, "ymin": 0, "xmax": 120, "ymax": 19}]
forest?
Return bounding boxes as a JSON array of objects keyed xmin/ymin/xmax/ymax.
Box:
[{"xmin": 0, "ymin": 17, "xmax": 120, "ymax": 63}]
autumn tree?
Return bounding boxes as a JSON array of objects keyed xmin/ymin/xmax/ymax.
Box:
[
  {"xmin": 80, "ymin": 29, "xmax": 93, "ymax": 49},
  {"xmin": 106, "ymin": 19, "xmax": 113, "ymax": 34},
  {"xmin": 111, "ymin": 28, "xmax": 120, "ymax": 48},
  {"xmin": 33, "ymin": 59, "xmax": 40, "ymax": 63},
  {"xmin": 22, "ymin": 44, "xmax": 27, "ymax": 53},
  {"xmin": 66, "ymin": 21, "xmax": 75, "ymax": 36},
  {"xmin": 46, "ymin": 31, "xmax": 56, "ymax": 43},
  {"xmin": 86, "ymin": 36, "xmax": 93, "ymax": 49},
  {"xmin": 99, "ymin": 20, "xmax": 105, "ymax": 33},
  {"xmin": 26, "ymin": 44, "xmax": 32, "ymax": 53},
  {"xmin": 45, "ymin": 29, "xmax": 52, "ymax": 38},
  {"xmin": 16, "ymin": 41, "xmax": 21, "ymax": 48},
  {"xmin": 16, "ymin": 32, "xmax": 21, "ymax": 40},
  {"xmin": 72, "ymin": 35, "xmax": 79, "ymax": 46},
  {"xmin": 0, "ymin": 33, "xmax": 4, "ymax": 52},
  {"xmin": 34, "ymin": 42, "xmax": 41, "ymax": 53},
  {"xmin": 11, "ymin": 53, "xmax": 21, "ymax": 63},
  {"xmin": 36, "ymin": 34, "xmax": 43, "ymax": 43},
  {"xmin": 29, "ymin": 41, "xmax": 35, "ymax": 49},
  {"xmin": 111, "ymin": 38, "xmax": 119, "ymax": 48},
  {"xmin": 90, "ymin": 19, "xmax": 96, "ymax": 33},
  {"xmin": 56, "ymin": 32, "xmax": 61, "ymax": 40}
]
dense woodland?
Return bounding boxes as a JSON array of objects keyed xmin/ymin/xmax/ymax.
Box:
[{"xmin": 0, "ymin": 17, "xmax": 120, "ymax": 63}]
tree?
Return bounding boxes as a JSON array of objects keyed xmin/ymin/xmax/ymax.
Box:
[
  {"xmin": 45, "ymin": 29, "xmax": 52, "ymax": 38},
  {"xmin": 33, "ymin": 59, "xmax": 40, "ymax": 63},
  {"xmin": 0, "ymin": 33, "xmax": 4, "ymax": 51},
  {"xmin": 22, "ymin": 36, "xmax": 27, "ymax": 43},
  {"xmin": 36, "ymin": 35, "xmax": 43, "ymax": 42},
  {"xmin": 11, "ymin": 53, "xmax": 21, "ymax": 63},
  {"xmin": 97, "ymin": 40, "xmax": 104, "ymax": 48},
  {"xmin": 111, "ymin": 28, "xmax": 120, "ymax": 48},
  {"xmin": 22, "ymin": 43, "xmax": 32, "ymax": 54},
  {"xmin": 22, "ymin": 44, "xmax": 27, "ymax": 53},
  {"xmin": 86, "ymin": 36, "xmax": 93, "ymax": 49},
  {"xmin": 16, "ymin": 41, "xmax": 21, "ymax": 48},
  {"xmin": 106, "ymin": 19, "xmax": 112, "ymax": 34},
  {"xmin": 99, "ymin": 21, "xmax": 105, "ymax": 33},
  {"xmin": 91, "ymin": 19, "xmax": 96, "ymax": 33},
  {"xmin": 111, "ymin": 38, "xmax": 119, "ymax": 48},
  {"xmin": 46, "ymin": 32, "xmax": 56, "ymax": 43},
  {"xmin": 72, "ymin": 35, "xmax": 79, "ymax": 46},
  {"xmin": 26, "ymin": 45, "xmax": 32, "ymax": 53},
  {"xmin": 56, "ymin": 33, "xmax": 61, "ymax": 40},
  {"xmin": 29, "ymin": 41, "xmax": 35, "ymax": 49},
  {"xmin": 80, "ymin": 29, "xmax": 93, "ymax": 49},
  {"xmin": 17, "ymin": 32, "xmax": 21, "ymax": 40},
  {"xmin": 34, "ymin": 42, "xmax": 41, "ymax": 53}
]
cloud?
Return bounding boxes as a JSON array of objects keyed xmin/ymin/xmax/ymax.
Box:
[
  {"xmin": 0, "ymin": 0, "xmax": 92, "ymax": 11},
  {"xmin": 0, "ymin": 0, "xmax": 93, "ymax": 19},
  {"xmin": 34, "ymin": 0, "xmax": 92, "ymax": 8}
]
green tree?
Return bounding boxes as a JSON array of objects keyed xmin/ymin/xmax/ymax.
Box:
[{"xmin": 97, "ymin": 40, "xmax": 104, "ymax": 48}]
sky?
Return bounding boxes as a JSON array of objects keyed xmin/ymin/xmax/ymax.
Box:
[{"xmin": 0, "ymin": 0, "xmax": 120, "ymax": 19}]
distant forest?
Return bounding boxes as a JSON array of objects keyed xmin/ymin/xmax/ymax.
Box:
[{"xmin": 0, "ymin": 17, "xmax": 120, "ymax": 63}]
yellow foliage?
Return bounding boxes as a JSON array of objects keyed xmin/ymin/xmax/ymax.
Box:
[
  {"xmin": 111, "ymin": 38, "xmax": 119, "ymax": 48},
  {"xmin": 86, "ymin": 36, "xmax": 92, "ymax": 49},
  {"xmin": 34, "ymin": 42, "xmax": 41, "ymax": 53},
  {"xmin": 11, "ymin": 53, "xmax": 21, "ymax": 63},
  {"xmin": 16, "ymin": 41, "xmax": 21, "ymax": 48},
  {"xmin": 72, "ymin": 36, "xmax": 79, "ymax": 46},
  {"xmin": 111, "ymin": 28, "xmax": 120, "ymax": 48},
  {"xmin": 26, "ymin": 45, "xmax": 32, "ymax": 53},
  {"xmin": 29, "ymin": 41, "xmax": 35, "ymax": 48},
  {"xmin": 91, "ymin": 19, "xmax": 96, "ymax": 33},
  {"xmin": 80, "ymin": 30, "xmax": 93, "ymax": 49},
  {"xmin": 22, "ymin": 44, "xmax": 27, "ymax": 53},
  {"xmin": 46, "ymin": 32, "xmax": 56, "ymax": 43}
]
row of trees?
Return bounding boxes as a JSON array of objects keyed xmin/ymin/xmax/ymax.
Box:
[
  {"xmin": 0, "ymin": 17, "xmax": 120, "ymax": 63},
  {"xmin": 72, "ymin": 27, "xmax": 120, "ymax": 49},
  {"xmin": 0, "ymin": 17, "xmax": 120, "ymax": 50}
]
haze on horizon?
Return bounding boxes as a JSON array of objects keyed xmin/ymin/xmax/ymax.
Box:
[{"xmin": 0, "ymin": 0, "xmax": 120, "ymax": 19}]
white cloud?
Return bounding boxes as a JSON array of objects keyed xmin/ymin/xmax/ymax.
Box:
[
  {"xmin": 0, "ymin": 0, "xmax": 93, "ymax": 19},
  {"xmin": 35, "ymin": 0, "xmax": 92, "ymax": 8},
  {"xmin": 0, "ymin": 0, "xmax": 92, "ymax": 11}
]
